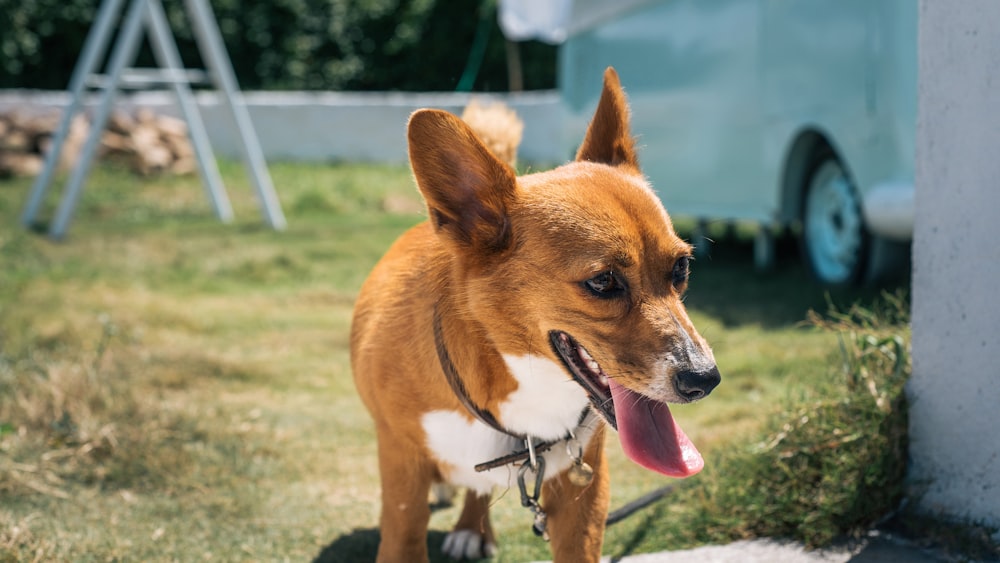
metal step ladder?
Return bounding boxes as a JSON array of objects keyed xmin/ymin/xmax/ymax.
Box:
[{"xmin": 21, "ymin": 0, "xmax": 286, "ymax": 238}]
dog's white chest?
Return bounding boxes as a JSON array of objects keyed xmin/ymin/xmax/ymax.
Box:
[
  {"xmin": 496, "ymin": 354, "xmax": 591, "ymax": 440},
  {"xmin": 421, "ymin": 354, "xmax": 594, "ymax": 494}
]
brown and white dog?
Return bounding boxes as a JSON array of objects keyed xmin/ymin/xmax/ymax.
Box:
[{"xmin": 350, "ymin": 68, "xmax": 721, "ymax": 562}]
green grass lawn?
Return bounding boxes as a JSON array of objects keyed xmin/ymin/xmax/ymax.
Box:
[{"xmin": 0, "ymin": 162, "xmax": 910, "ymax": 561}]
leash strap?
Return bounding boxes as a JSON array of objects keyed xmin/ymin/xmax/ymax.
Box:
[{"xmin": 474, "ymin": 441, "xmax": 554, "ymax": 472}]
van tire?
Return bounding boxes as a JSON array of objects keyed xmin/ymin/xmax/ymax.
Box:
[{"xmin": 799, "ymin": 149, "xmax": 870, "ymax": 286}]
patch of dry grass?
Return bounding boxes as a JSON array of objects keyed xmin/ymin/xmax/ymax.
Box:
[{"xmin": 1, "ymin": 314, "xmax": 185, "ymax": 491}]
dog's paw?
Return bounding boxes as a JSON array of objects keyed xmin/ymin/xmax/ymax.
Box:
[{"xmin": 441, "ymin": 529, "xmax": 497, "ymax": 560}]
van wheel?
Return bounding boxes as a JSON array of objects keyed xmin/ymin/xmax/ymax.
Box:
[{"xmin": 800, "ymin": 151, "xmax": 869, "ymax": 286}]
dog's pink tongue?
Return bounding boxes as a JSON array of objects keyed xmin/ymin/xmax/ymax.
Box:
[{"xmin": 609, "ymin": 379, "xmax": 704, "ymax": 477}]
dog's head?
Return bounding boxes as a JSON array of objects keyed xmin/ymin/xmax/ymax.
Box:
[{"xmin": 407, "ymin": 68, "xmax": 720, "ymax": 477}]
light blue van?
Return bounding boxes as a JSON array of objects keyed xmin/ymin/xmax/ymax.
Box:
[{"xmin": 558, "ymin": 0, "xmax": 915, "ymax": 285}]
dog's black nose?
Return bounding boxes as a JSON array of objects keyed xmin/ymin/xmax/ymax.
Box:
[{"xmin": 675, "ymin": 366, "xmax": 721, "ymax": 401}]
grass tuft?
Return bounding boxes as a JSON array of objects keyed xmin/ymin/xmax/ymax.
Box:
[
  {"xmin": 624, "ymin": 290, "xmax": 911, "ymax": 550},
  {"xmin": 740, "ymin": 292, "xmax": 910, "ymax": 545}
]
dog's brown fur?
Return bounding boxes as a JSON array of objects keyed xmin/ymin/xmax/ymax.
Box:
[
  {"xmin": 460, "ymin": 99, "xmax": 523, "ymax": 169},
  {"xmin": 351, "ymin": 68, "xmax": 718, "ymax": 562}
]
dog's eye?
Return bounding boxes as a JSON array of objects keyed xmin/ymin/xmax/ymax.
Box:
[
  {"xmin": 672, "ymin": 256, "xmax": 691, "ymax": 288},
  {"xmin": 584, "ymin": 271, "xmax": 626, "ymax": 298}
]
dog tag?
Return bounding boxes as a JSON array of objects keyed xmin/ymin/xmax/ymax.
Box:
[
  {"xmin": 532, "ymin": 510, "xmax": 549, "ymax": 540},
  {"xmin": 568, "ymin": 460, "xmax": 594, "ymax": 487}
]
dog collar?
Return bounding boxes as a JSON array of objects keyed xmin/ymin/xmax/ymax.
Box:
[{"xmin": 432, "ymin": 305, "xmax": 518, "ymax": 440}]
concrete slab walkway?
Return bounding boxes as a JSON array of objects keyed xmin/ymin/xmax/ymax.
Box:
[{"xmin": 536, "ymin": 532, "xmax": 949, "ymax": 563}]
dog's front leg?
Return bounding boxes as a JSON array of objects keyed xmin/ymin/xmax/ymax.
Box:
[
  {"xmin": 375, "ymin": 429, "xmax": 434, "ymax": 563},
  {"xmin": 542, "ymin": 425, "xmax": 610, "ymax": 563}
]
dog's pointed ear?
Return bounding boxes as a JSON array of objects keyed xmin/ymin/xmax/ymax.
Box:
[
  {"xmin": 576, "ymin": 67, "xmax": 639, "ymax": 169},
  {"xmin": 408, "ymin": 109, "xmax": 517, "ymax": 252}
]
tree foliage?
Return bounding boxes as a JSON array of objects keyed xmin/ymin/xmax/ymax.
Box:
[{"xmin": 0, "ymin": 0, "xmax": 556, "ymax": 91}]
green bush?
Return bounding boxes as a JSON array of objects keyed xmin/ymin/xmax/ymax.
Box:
[
  {"xmin": 698, "ymin": 292, "xmax": 912, "ymax": 547},
  {"xmin": 0, "ymin": 0, "xmax": 556, "ymax": 91},
  {"xmin": 615, "ymin": 292, "xmax": 914, "ymax": 551}
]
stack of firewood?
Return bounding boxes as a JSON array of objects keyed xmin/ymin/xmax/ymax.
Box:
[{"xmin": 0, "ymin": 108, "xmax": 196, "ymax": 178}]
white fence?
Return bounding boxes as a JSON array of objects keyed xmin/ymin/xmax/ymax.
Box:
[{"xmin": 0, "ymin": 89, "xmax": 568, "ymax": 165}]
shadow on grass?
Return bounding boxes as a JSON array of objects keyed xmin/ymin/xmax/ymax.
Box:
[
  {"xmin": 680, "ymin": 230, "xmax": 910, "ymax": 329},
  {"xmin": 313, "ymin": 529, "xmax": 451, "ymax": 563}
]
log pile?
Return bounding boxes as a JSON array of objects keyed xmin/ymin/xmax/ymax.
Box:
[{"xmin": 0, "ymin": 109, "xmax": 196, "ymax": 178}]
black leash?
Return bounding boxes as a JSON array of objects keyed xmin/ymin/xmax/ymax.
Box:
[{"xmin": 606, "ymin": 482, "xmax": 681, "ymax": 526}]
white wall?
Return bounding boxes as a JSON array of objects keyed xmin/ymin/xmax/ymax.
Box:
[
  {"xmin": 0, "ymin": 90, "xmax": 568, "ymax": 165},
  {"xmin": 910, "ymin": 0, "xmax": 1000, "ymax": 529}
]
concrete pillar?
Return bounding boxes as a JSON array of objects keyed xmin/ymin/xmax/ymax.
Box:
[{"xmin": 909, "ymin": 1, "xmax": 1000, "ymax": 528}]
